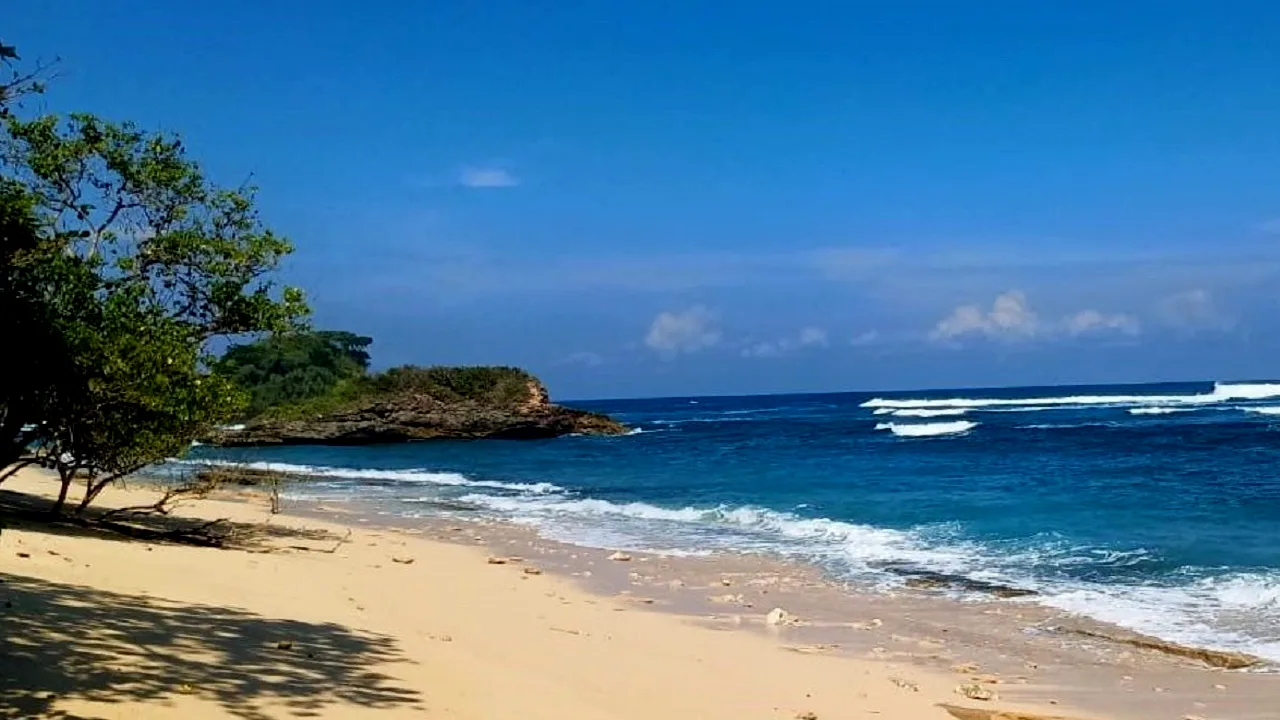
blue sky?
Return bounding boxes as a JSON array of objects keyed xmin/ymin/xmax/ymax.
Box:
[{"xmin": 9, "ymin": 1, "xmax": 1280, "ymax": 399}]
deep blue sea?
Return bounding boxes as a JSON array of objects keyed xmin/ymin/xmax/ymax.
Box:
[{"xmin": 182, "ymin": 381, "xmax": 1280, "ymax": 662}]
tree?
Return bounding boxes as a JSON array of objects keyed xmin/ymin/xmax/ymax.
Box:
[
  {"xmin": 0, "ymin": 178, "xmax": 73, "ymax": 472},
  {"xmin": 0, "ymin": 39, "xmax": 52, "ymax": 119},
  {"xmin": 215, "ymin": 331, "xmax": 372, "ymax": 416},
  {"xmin": 0, "ymin": 84, "xmax": 308, "ymax": 511}
]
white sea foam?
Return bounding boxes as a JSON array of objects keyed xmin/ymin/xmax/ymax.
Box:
[
  {"xmin": 862, "ymin": 381, "xmax": 1280, "ymax": 411},
  {"xmin": 171, "ymin": 459, "xmax": 562, "ymax": 494},
  {"xmin": 457, "ymin": 493, "xmax": 980, "ymax": 574},
  {"xmin": 872, "ymin": 408, "xmax": 894, "ymax": 415},
  {"xmin": 874, "ymin": 421, "xmax": 978, "ymax": 437},
  {"xmin": 1128, "ymin": 407, "xmax": 1193, "ymax": 416},
  {"xmin": 1242, "ymin": 407, "xmax": 1280, "ymax": 416},
  {"xmin": 890, "ymin": 408, "xmax": 969, "ymax": 418},
  {"xmin": 1042, "ymin": 572, "xmax": 1280, "ymax": 663},
  {"xmin": 390, "ymin": 483, "xmax": 1280, "ymax": 663}
]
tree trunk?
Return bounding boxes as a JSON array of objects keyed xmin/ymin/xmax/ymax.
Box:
[
  {"xmin": 51, "ymin": 469, "xmax": 73, "ymax": 515},
  {"xmin": 75, "ymin": 477, "xmax": 112, "ymax": 515}
]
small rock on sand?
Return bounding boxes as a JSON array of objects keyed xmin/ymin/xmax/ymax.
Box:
[
  {"xmin": 391, "ymin": 556, "xmax": 415, "ymax": 564},
  {"xmin": 15, "ymin": 552, "xmax": 30, "ymax": 559},
  {"xmin": 890, "ymin": 677, "xmax": 919, "ymax": 692},
  {"xmin": 955, "ymin": 683, "xmax": 995, "ymax": 701},
  {"xmin": 486, "ymin": 556, "xmax": 507, "ymax": 565},
  {"xmin": 951, "ymin": 662, "xmax": 980, "ymax": 674},
  {"xmin": 765, "ymin": 607, "xmax": 796, "ymax": 626},
  {"xmin": 796, "ymin": 713, "xmax": 818, "ymax": 720},
  {"xmin": 275, "ymin": 640, "xmax": 294, "ymax": 650},
  {"xmin": 607, "ymin": 551, "xmax": 632, "ymax": 562},
  {"xmin": 523, "ymin": 567, "xmax": 542, "ymax": 575}
]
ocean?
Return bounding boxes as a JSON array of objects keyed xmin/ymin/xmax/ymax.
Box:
[{"xmin": 179, "ymin": 380, "xmax": 1280, "ymax": 664}]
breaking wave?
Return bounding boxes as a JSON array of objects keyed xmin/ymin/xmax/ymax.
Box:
[
  {"xmin": 862, "ymin": 382, "xmax": 1280, "ymax": 411},
  {"xmin": 457, "ymin": 493, "xmax": 981, "ymax": 573},
  {"xmin": 874, "ymin": 420, "xmax": 978, "ymax": 437},
  {"xmin": 455, "ymin": 491, "xmax": 1280, "ymax": 662},
  {"xmin": 1128, "ymin": 407, "xmax": 1194, "ymax": 416},
  {"xmin": 169, "ymin": 459, "xmax": 562, "ymax": 494},
  {"xmin": 890, "ymin": 408, "xmax": 969, "ymax": 418}
]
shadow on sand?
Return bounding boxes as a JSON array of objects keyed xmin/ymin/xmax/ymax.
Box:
[
  {"xmin": 0, "ymin": 572, "xmax": 424, "ymax": 719},
  {"xmin": 0, "ymin": 482, "xmax": 344, "ymax": 550}
]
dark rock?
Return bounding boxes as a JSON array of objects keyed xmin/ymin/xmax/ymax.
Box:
[
  {"xmin": 1057, "ymin": 626, "xmax": 1263, "ymax": 669},
  {"xmin": 884, "ymin": 565, "xmax": 1036, "ymax": 599},
  {"xmin": 194, "ymin": 467, "xmax": 298, "ymax": 486},
  {"xmin": 204, "ymin": 378, "xmax": 626, "ymax": 446}
]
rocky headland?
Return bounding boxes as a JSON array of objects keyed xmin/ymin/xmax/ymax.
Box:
[{"xmin": 204, "ymin": 371, "xmax": 626, "ymax": 446}]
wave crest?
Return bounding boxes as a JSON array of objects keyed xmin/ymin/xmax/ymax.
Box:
[
  {"xmin": 171, "ymin": 459, "xmax": 561, "ymax": 494},
  {"xmin": 863, "ymin": 381, "xmax": 1280, "ymax": 411},
  {"xmin": 891, "ymin": 408, "xmax": 969, "ymax": 418},
  {"xmin": 874, "ymin": 421, "xmax": 978, "ymax": 437}
]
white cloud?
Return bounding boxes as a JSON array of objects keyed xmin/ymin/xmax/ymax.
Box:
[
  {"xmin": 645, "ymin": 305, "xmax": 721, "ymax": 355},
  {"xmin": 1063, "ymin": 309, "xmax": 1141, "ymax": 337},
  {"xmin": 1158, "ymin": 288, "xmax": 1234, "ymax": 334},
  {"xmin": 741, "ymin": 326, "xmax": 829, "ymax": 358},
  {"xmin": 741, "ymin": 342, "xmax": 785, "ymax": 359},
  {"xmin": 932, "ymin": 291, "xmax": 1140, "ymax": 343},
  {"xmin": 457, "ymin": 166, "xmax": 520, "ymax": 188},
  {"xmin": 849, "ymin": 330, "xmax": 880, "ymax": 346},
  {"xmin": 561, "ymin": 351, "xmax": 604, "ymax": 367},
  {"xmin": 798, "ymin": 326, "xmax": 829, "ymax": 347},
  {"xmin": 931, "ymin": 290, "xmax": 1041, "ymax": 342}
]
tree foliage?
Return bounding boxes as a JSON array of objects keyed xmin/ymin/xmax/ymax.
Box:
[
  {"xmin": 0, "ymin": 44, "xmax": 308, "ymax": 512},
  {"xmin": 0, "ymin": 38, "xmax": 51, "ymax": 119},
  {"xmin": 215, "ymin": 331, "xmax": 539, "ymax": 420},
  {"xmin": 369, "ymin": 366, "xmax": 536, "ymax": 407},
  {"xmin": 215, "ymin": 331, "xmax": 372, "ymax": 417}
]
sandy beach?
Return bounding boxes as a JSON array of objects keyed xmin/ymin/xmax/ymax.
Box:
[{"xmin": 0, "ymin": 468, "xmax": 1273, "ymax": 720}]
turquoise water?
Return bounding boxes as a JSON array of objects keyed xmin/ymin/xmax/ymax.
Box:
[{"xmin": 183, "ymin": 380, "xmax": 1280, "ymax": 662}]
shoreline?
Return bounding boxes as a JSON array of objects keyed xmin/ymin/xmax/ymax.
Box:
[
  {"xmin": 288, "ymin": 493, "xmax": 1279, "ymax": 719},
  {"xmin": 1, "ymin": 469, "xmax": 1275, "ymax": 719}
]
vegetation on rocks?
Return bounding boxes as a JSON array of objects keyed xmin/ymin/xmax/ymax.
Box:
[{"xmin": 211, "ymin": 333, "xmax": 624, "ymax": 443}]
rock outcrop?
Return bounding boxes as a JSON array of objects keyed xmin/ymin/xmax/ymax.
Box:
[
  {"xmin": 1057, "ymin": 626, "xmax": 1263, "ymax": 670},
  {"xmin": 205, "ymin": 378, "xmax": 627, "ymax": 446}
]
